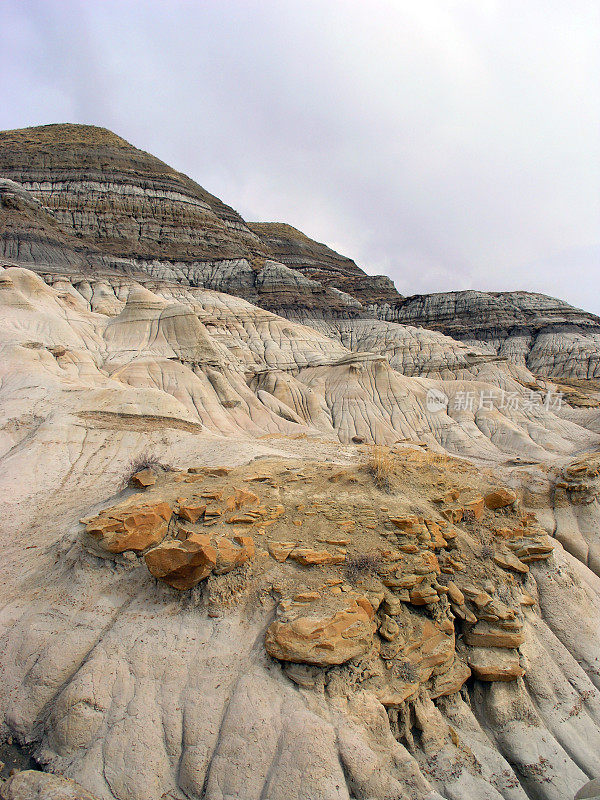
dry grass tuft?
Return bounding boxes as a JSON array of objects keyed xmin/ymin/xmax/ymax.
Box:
[
  {"xmin": 345, "ymin": 553, "xmax": 382, "ymax": 584},
  {"xmin": 367, "ymin": 445, "xmax": 394, "ymax": 491},
  {"xmin": 124, "ymin": 453, "xmax": 168, "ymax": 487}
]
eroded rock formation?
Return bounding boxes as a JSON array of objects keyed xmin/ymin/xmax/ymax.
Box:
[{"xmin": 1, "ymin": 123, "xmax": 599, "ymax": 800}]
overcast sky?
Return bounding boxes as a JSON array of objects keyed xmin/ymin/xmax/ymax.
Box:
[{"xmin": 1, "ymin": 1, "xmax": 599, "ymax": 312}]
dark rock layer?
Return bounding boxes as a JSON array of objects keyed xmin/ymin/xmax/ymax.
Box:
[
  {"xmin": 249, "ymin": 221, "xmax": 401, "ymax": 306},
  {"xmin": 0, "ymin": 123, "xmax": 265, "ymax": 264},
  {"xmin": 1, "ymin": 122, "xmax": 599, "ymax": 379}
]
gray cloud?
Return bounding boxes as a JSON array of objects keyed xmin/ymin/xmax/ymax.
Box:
[{"xmin": 1, "ymin": 0, "xmax": 599, "ymax": 311}]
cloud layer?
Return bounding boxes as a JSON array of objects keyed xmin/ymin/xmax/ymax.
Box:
[{"xmin": 1, "ymin": 0, "xmax": 599, "ymax": 311}]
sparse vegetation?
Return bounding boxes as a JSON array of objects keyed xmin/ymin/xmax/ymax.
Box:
[
  {"xmin": 367, "ymin": 444, "xmax": 394, "ymax": 491},
  {"xmin": 392, "ymin": 659, "xmax": 419, "ymax": 683},
  {"xmin": 125, "ymin": 453, "xmax": 162, "ymax": 486},
  {"xmin": 480, "ymin": 544, "xmax": 494, "ymax": 559},
  {"xmin": 345, "ymin": 553, "xmax": 382, "ymax": 583}
]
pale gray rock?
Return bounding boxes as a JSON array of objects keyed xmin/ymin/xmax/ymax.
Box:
[{"xmin": 1, "ymin": 771, "xmax": 99, "ymax": 800}]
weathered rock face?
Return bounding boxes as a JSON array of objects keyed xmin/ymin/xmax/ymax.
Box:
[
  {"xmin": 0, "ymin": 124, "xmax": 265, "ymax": 265},
  {"xmin": 376, "ymin": 289, "xmax": 600, "ymax": 380},
  {"xmin": 0, "ymin": 770, "xmax": 99, "ymax": 800},
  {"xmin": 0, "ymin": 125, "xmax": 380, "ymax": 317},
  {"xmin": 249, "ymin": 221, "xmax": 402, "ymax": 307},
  {"xmin": 79, "ymin": 459, "xmax": 557, "ymax": 704},
  {"xmin": 2, "ymin": 124, "xmax": 600, "ymax": 386}
]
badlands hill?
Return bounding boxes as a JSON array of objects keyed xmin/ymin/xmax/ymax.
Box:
[{"xmin": 1, "ymin": 124, "xmax": 600, "ymax": 800}]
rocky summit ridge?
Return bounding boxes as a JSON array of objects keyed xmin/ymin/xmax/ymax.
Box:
[{"xmin": 1, "ymin": 123, "xmax": 600, "ymax": 800}]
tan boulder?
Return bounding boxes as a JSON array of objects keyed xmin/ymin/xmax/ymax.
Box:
[
  {"xmin": 493, "ymin": 547, "xmax": 529, "ymax": 574},
  {"xmin": 293, "ymin": 591, "xmax": 321, "ymax": 603},
  {"xmin": 441, "ymin": 507, "xmax": 464, "ymax": 523},
  {"xmin": 520, "ymin": 592, "xmax": 537, "ymax": 606},
  {"xmin": 379, "ymin": 614, "xmax": 401, "ymax": 641},
  {"xmin": 389, "ymin": 515, "xmax": 422, "ymax": 533},
  {"xmin": 86, "ymin": 499, "xmax": 172, "ymax": 553},
  {"xmin": 198, "ymin": 467, "xmax": 230, "ymax": 477},
  {"xmin": 318, "ymin": 537, "xmax": 351, "ymax": 546},
  {"xmin": 420, "ymin": 551, "xmax": 441, "ymax": 574},
  {"xmin": 176, "ymin": 499, "xmax": 206, "ymax": 523},
  {"xmin": 447, "ymin": 581, "xmax": 465, "ymax": 606},
  {"xmin": 425, "ymin": 520, "xmax": 447, "ymax": 549},
  {"xmin": 355, "ymin": 595, "xmax": 375, "ymax": 619},
  {"xmin": 429, "ymin": 656, "xmax": 471, "ymax": 698},
  {"xmin": 144, "ymin": 533, "xmax": 216, "ymax": 589},
  {"xmin": 398, "ymin": 543, "xmax": 419, "ymax": 553},
  {"xmin": 451, "ymin": 603, "xmax": 477, "ymax": 624},
  {"xmin": 381, "ymin": 571, "xmax": 424, "ymax": 591},
  {"xmin": 409, "ymin": 584, "xmax": 440, "ymax": 605},
  {"xmin": 376, "ymin": 682, "xmax": 419, "ymax": 708},
  {"xmin": 214, "ymin": 534, "xmax": 255, "ymax": 574},
  {"xmin": 467, "ymin": 647, "xmax": 524, "ymax": 681},
  {"xmin": 145, "ymin": 529, "xmax": 255, "ymax": 589},
  {"xmin": 265, "ymin": 600, "xmax": 373, "ymax": 665},
  {"xmin": 381, "ymin": 593, "xmax": 403, "ymax": 615},
  {"xmin": 406, "ymin": 618, "xmax": 455, "ymax": 676},
  {"xmin": 225, "ymin": 488, "xmax": 260, "ymax": 511},
  {"xmin": 508, "ymin": 535, "xmax": 554, "ymax": 562},
  {"xmin": 485, "ymin": 489, "xmax": 517, "ymax": 510},
  {"xmin": 461, "ymin": 583, "xmax": 493, "ymax": 607},
  {"xmin": 268, "ymin": 541, "xmax": 297, "ymax": 562},
  {"xmin": 464, "ymin": 496, "xmax": 485, "ymax": 520},
  {"xmin": 227, "ymin": 509, "xmax": 265, "ymax": 523},
  {"xmin": 130, "ymin": 469, "xmax": 156, "ymax": 488}
]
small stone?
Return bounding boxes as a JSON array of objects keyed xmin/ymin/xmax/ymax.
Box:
[
  {"xmin": 493, "ymin": 548, "xmax": 529, "ymax": 574},
  {"xmin": 485, "ymin": 489, "xmax": 517, "ymax": 510},
  {"xmin": 293, "ymin": 591, "xmax": 321, "ymax": 603},
  {"xmin": 447, "ymin": 581, "xmax": 465, "ymax": 606},
  {"xmin": 289, "ymin": 548, "xmax": 345, "ymax": 566},
  {"xmin": 176, "ymin": 499, "xmax": 206, "ymax": 523},
  {"xmin": 379, "ymin": 614, "xmax": 400, "ymax": 641},
  {"xmin": 268, "ymin": 541, "xmax": 297, "ymax": 562},
  {"xmin": 130, "ymin": 469, "xmax": 156, "ymax": 488}
]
